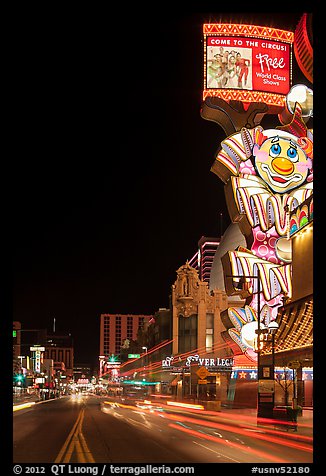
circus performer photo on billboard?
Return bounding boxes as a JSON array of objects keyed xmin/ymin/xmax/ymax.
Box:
[{"xmin": 206, "ymin": 46, "xmax": 252, "ymax": 90}]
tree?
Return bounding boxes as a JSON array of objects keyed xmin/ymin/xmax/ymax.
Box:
[{"xmin": 275, "ymin": 366, "xmax": 293, "ymax": 406}]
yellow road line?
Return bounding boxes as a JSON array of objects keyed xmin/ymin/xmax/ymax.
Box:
[
  {"xmin": 55, "ymin": 408, "xmax": 83, "ymax": 463},
  {"xmin": 67, "ymin": 409, "xmax": 94, "ymax": 463},
  {"xmin": 55, "ymin": 408, "xmax": 95, "ymax": 463},
  {"xmin": 79, "ymin": 431, "xmax": 95, "ymax": 463},
  {"xmin": 74, "ymin": 437, "xmax": 87, "ymax": 464}
]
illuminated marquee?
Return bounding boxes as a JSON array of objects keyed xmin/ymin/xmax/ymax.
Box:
[
  {"xmin": 99, "ymin": 354, "xmax": 121, "ymax": 378},
  {"xmin": 30, "ymin": 346, "xmax": 45, "ymax": 373},
  {"xmin": 203, "ymin": 23, "xmax": 294, "ymax": 106},
  {"xmin": 289, "ymin": 195, "xmax": 313, "ymax": 237},
  {"xmin": 230, "ymin": 368, "xmax": 313, "ymax": 381},
  {"xmin": 162, "ymin": 355, "xmax": 234, "ymax": 368}
]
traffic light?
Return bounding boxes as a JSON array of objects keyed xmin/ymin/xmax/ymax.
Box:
[{"xmin": 14, "ymin": 374, "xmax": 25, "ymax": 385}]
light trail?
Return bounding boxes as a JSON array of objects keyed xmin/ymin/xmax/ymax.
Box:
[
  {"xmin": 161, "ymin": 411, "xmax": 313, "ymax": 453},
  {"xmin": 101, "ymin": 399, "xmax": 312, "ymax": 450},
  {"xmin": 13, "ymin": 402, "xmax": 36, "ymax": 412},
  {"xmin": 168, "ymin": 423, "xmax": 289, "ymax": 463}
]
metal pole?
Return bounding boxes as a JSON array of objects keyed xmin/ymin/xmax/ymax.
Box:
[
  {"xmin": 293, "ymin": 368, "xmax": 297, "ymax": 408},
  {"xmin": 272, "ymin": 333, "xmax": 275, "ymax": 408},
  {"xmin": 182, "ymin": 367, "xmax": 184, "ymax": 399},
  {"xmin": 225, "ymin": 272, "xmax": 266, "ymax": 418},
  {"xmin": 189, "ymin": 368, "xmax": 191, "ymax": 397},
  {"xmin": 257, "ymin": 269, "xmax": 261, "ymax": 417}
]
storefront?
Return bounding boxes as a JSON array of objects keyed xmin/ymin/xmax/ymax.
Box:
[{"xmin": 158, "ymin": 353, "xmax": 234, "ymax": 405}]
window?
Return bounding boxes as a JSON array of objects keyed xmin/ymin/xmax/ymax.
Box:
[
  {"xmin": 178, "ymin": 314, "xmax": 197, "ymax": 354},
  {"xmin": 206, "ymin": 313, "xmax": 214, "ymax": 352},
  {"xmin": 65, "ymin": 350, "xmax": 71, "ymax": 368}
]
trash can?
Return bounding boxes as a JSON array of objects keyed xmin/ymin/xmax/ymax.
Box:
[{"xmin": 206, "ymin": 401, "xmax": 221, "ymax": 411}]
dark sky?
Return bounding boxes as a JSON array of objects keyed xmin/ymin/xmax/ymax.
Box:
[{"xmin": 11, "ymin": 9, "xmax": 310, "ymax": 368}]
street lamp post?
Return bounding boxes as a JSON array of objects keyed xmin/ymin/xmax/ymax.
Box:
[
  {"xmin": 227, "ymin": 271, "xmax": 276, "ymax": 419},
  {"xmin": 142, "ymin": 347, "xmax": 147, "ymax": 373},
  {"xmin": 267, "ymin": 321, "xmax": 279, "ymax": 409}
]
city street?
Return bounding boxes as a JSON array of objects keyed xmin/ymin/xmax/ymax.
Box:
[
  {"xmin": 12, "ymin": 8, "xmax": 315, "ymax": 474},
  {"xmin": 13, "ymin": 395, "xmax": 313, "ymax": 464}
]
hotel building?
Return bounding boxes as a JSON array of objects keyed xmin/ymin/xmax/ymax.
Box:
[
  {"xmin": 99, "ymin": 313, "xmax": 153, "ymax": 358},
  {"xmin": 188, "ymin": 236, "xmax": 220, "ymax": 283}
]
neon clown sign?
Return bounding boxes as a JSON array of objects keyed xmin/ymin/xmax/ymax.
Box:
[{"xmin": 211, "ymin": 103, "xmax": 313, "ymax": 362}]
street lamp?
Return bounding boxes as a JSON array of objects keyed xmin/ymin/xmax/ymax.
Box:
[
  {"xmin": 267, "ymin": 321, "xmax": 279, "ymax": 408},
  {"xmin": 227, "ymin": 271, "xmax": 275, "ymax": 418},
  {"xmin": 286, "ymin": 84, "xmax": 313, "ymax": 119},
  {"xmin": 279, "ymin": 83, "xmax": 313, "ymax": 126},
  {"xmin": 142, "ymin": 347, "xmax": 148, "ymax": 373}
]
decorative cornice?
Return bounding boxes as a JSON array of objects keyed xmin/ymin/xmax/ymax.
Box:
[
  {"xmin": 203, "ymin": 89, "xmax": 286, "ymax": 108},
  {"xmin": 203, "ymin": 24, "xmax": 294, "ymax": 43}
]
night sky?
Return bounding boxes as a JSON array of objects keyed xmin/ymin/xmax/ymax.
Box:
[{"xmin": 11, "ymin": 9, "xmax": 310, "ymax": 369}]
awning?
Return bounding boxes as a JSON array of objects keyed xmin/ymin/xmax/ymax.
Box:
[{"xmin": 261, "ymin": 295, "xmax": 313, "ymax": 356}]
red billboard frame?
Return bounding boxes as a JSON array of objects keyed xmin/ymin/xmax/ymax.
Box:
[{"xmin": 203, "ymin": 23, "xmax": 294, "ymax": 107}]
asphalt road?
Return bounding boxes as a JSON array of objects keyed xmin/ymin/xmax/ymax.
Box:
[{"xmin": 13, "ymin": 395, "xmax": 313, "ymax": 464}]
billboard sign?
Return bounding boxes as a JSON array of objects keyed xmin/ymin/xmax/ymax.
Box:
[{"xmin": 203, "ymin": 24, "xmax": 294, "ymax": 106}]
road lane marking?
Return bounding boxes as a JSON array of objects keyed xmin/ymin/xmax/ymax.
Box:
[
  {"xmin": 192, "ymin": 440, "xmax": 241, "ymax": 462},
  {"xmin": 55, "ymin": 409, "xmax": 84, "ymax": 463},
  {"xmin": 79, "ymin": 430, "xmax": 95, "ymax": 463},
  {"xmin": 74, "ymin": 437, "xmax": 86, "ymax": 464},
  {"xmin": 55, "ymin": 408, "xmax": 95, "ymax": 463}
]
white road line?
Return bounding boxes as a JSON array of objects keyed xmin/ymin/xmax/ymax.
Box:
[{"xmin": 192, "ymin": 440, "xmax": 241, "ymax": 463}]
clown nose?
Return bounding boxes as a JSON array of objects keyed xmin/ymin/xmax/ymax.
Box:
[{"xmin": 271, "ymin": 157, "xmax": 294, "ymax": 175}]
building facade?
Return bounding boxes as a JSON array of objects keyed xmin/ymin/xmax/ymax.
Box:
[
  {"xmin": 44, "ymin": 333, "xmax": 74, "ymax": 378},
  {"xmin": 188, "ymin": 236, "xmax": 220, "ymax": 283},
  {"xmin": 119, "ymin": 263, "xmax": 233, "ymax": 405},
  {"xmin": 99, "ymin": 313, "xmax": 153, "ymax": 358},
  {"xmin": 13, "ymin": 321, "xmax": 22, "ymax": 360},
  {"xmin": 14, "ymin": 327, "xmax": 74, "ymax": 380}
]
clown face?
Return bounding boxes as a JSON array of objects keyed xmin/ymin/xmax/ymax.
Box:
[{"xmin": 253, "ymin": 134, "xmax": 312, "ymax": 193}]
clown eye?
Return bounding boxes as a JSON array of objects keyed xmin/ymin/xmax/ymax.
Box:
[
  {"xmin": 269, "ymin": 143, "xmax": 281, "ymax": 157},
  {"xmin": 287, "ymin": 147, "xmax": 298, "ymax": 161}
]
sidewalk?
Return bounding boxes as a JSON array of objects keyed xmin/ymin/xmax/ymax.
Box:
[
  {"xmin": 13, "ymin": 393, "xmax": 41, "ymax": 405},
  {"xmin": 13, "ymin": 392, "xmax": 62, "ymax": 406},
  {"xmin": 215, "ymin": 406, "xmax": 313, "ymax": 437}
]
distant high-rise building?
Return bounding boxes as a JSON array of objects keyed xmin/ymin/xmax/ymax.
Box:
[
  {"xmin": 17, "ymin": 327, "xmax": 74, "ymax": 378},
  {"xmin": 44, "ymin": 333, "xmax": 74, "ymax": 377},
  {"xmin": 188, "ymin": 236, "xmax": 220, "ymax": 283},
  {"xmin": 13, "ymin": 321, "xmax": 21, "ymax": 360},
  {"xmin": 99, "ymin": 313, "xmax": 153, "ymax": 358}
]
